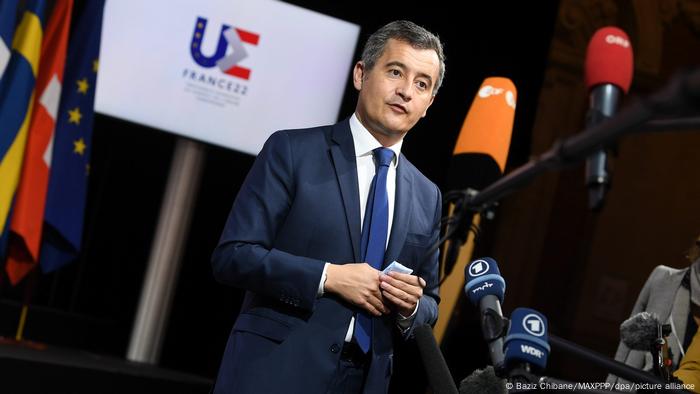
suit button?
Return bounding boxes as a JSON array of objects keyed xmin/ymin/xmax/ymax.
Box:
[{"xmin": 330, "ymin": 344, "xmax": 340, "ymax": 353}]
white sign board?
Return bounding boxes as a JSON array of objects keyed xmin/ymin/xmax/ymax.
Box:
[{"xmin": 96, "ymin": 0, "xmax": 360, "ymax": 154}]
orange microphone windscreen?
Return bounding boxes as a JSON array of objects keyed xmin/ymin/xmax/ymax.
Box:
[{"xmin": 448, "ymin": 77, "xmax": 516, "ymax": 191}]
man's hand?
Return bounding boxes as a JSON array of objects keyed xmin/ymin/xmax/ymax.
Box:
[
  {"xmin": 379, "ymin": 272, "xmax": 426, "ymax": 317},
  {"xmin": 325, "ymin": 263, "xmax": 389, "ymax": 316}
]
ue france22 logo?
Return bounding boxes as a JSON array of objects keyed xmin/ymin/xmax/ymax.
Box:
[{"xmin": 190, "ymin": 17, "xmax": 260, "ymax": 80}]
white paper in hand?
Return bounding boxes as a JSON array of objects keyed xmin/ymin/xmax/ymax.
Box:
[{"xmin": 382, "ymin": 261, "xmax": 413, "ymax": 275}]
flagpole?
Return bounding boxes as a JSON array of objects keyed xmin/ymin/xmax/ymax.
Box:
[
  {"xmin": 126, "ymin": 138, "xmax": 204, "ymax": 364},
  {"xmin": 15, "ymin": 268, "xmax": 37, "ymax": 341}
]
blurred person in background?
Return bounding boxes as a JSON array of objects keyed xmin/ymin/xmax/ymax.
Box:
[{"xmin": 608, "ymin": 233, "xmax": 700, "ymax": 392}]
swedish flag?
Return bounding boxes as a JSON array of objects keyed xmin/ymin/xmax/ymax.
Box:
[
  {"xmin": 0, "ymin": 0, "xmax": 47, "ymax": 258},
  {"xmin": 0, "ymin": 0, "xmax": 20, "ymax": 82}
]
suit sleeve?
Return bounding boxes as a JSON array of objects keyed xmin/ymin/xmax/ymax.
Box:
[
  {"xmin": 402, "ymin": 185, "xmax": 442, "ymax": 338},
  {"xmin": 211, "ymin": 131, "xmax": 325, "ymax": 311}
]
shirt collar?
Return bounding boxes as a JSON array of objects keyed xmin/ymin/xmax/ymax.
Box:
[{"xmin": 349, "ymin": 113, "xmax": 402, "ymax": 168}]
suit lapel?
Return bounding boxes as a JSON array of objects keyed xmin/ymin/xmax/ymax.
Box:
[
  {"xmin": 329, "ymin": 120, "xmax": 361, "ymax": 262},
  {"xmin": 670, "ymin": 279, "xmax": 689, "ymax": 362},
  {"xmin": 384, "ymin": 157, "xmax": 413, "ymax": 268}
]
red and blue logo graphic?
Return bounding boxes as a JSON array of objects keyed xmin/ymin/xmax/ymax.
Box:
[{"xmin": 190, "ymin": 17, "xmax": 260, "ymax": 80}]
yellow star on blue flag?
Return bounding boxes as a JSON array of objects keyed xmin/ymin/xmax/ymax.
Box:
[
  {"xmin": 68, "ymin": 106, "xmax": 82, "ymax": 124},
  {"xmin": 76, "ymin": 77, "xmax": 88, "ymax": 94}
]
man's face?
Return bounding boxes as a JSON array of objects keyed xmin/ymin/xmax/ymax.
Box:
[{"xmin": 353, "ymin": 39, "xmax": 440, "ymax": 142}]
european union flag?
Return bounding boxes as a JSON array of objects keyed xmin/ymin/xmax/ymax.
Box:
[{"xmin": 40, "ymin": 0, "xmax": 104, "ymax": 273}]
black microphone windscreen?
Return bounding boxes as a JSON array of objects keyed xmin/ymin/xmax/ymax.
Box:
[
  {"xmin": 414, "ymin": 324, "xmax": 459, "ymax": 394},
  {"xmin": 448, "ymin": 154, "xmax": 502, "ymax": 191},
  {"xmin": 459, "ymin": 366, "xmax": 507, "ymax": 394},
  {"xmin": 620, "ymin": 311, "xmax": 661, "ymax": 351}
]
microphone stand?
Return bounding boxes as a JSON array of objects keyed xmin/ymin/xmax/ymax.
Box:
[
  {"xmin": 640, "ymin": 117, "xmax": 700, "ymax": 133},
  {"xmin": 651, "ymin": 323, "xmax": 673, "ymax": 382},
  {"xmin": 441, "ymin": 189, "xmax": 477, "ymax": 279}
]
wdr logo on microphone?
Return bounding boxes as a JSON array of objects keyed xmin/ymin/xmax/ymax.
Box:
[
  {"xmin": 190, "ymin": 17, "xmax": 260, "ymax": 80},
  {"xmin": 522, "ymin": 314, "xmax": 545, "ymax": 337},
  {"xmin": 520, "ymin": 345, "xmax": 544, "ymax": 359}
]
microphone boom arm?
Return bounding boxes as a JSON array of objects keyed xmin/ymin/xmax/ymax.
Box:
[{"xmin": 548, "ymin": 334, "xmax": 688, "ymax": 392}]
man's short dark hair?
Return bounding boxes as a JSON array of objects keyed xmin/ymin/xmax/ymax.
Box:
[{"xmin": 360, "ymin": 20, "xmax": 446, "ymax": 95}]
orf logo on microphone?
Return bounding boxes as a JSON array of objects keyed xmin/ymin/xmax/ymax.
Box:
[
  {"xmin": 605, "ymin": 34, "xmax": 630, "ymax": 48},
  {"xmin": 190, "ymin": 17, "xmax": 260, "ymax": 80},
  {"xmin": 468, "ymin": 259, "xmax": 490, "ymax": 277},
  {"xmin": 522, "ymin": 314, "xmax": 545, "ymax": 337}
]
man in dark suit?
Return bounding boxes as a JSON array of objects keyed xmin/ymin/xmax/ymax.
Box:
[{"xmin": 212, "ymin": 20, "xmax": 446, "ymax": 394}]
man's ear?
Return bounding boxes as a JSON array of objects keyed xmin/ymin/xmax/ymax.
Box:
[
  {"xmin": 421, "ymin": 95, "xmax": 436, "ymax": 118},
  {"xmin": 353, "ymin": 61, "xmax": 364, "ymax": 91}
]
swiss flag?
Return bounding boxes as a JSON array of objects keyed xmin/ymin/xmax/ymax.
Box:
[{"xmin": 6, "ymin": 0, "xmax": 73, "ymax": 285}]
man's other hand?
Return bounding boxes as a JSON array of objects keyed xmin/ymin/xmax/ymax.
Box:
[
  {"xmin": 325, "ymin": 263, "xmax": 389, "ymax": 316},
  {"xmin": 379, "ymin": 272, "xmax": 426, "ymax": 317}
]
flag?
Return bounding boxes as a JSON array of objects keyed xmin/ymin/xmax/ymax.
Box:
[
  {"xmin": 5, "ymin": 0, "xmax": 73, "ymax": 285},
  {"xmin": 40, "ymin": 0, "xmax": 104, "ymax": 273},
  {"xmin": 0, "ymin": 0, "xmax": 20, "ymax": 81},
  {"xmin": 0, "ymin": 0, "xmax": 47, "ymax": 264}
]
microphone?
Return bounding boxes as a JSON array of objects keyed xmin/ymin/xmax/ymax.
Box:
[
  {"xmin": 448, "ymin": 77, "xmax": 516, "ymax": 192},
  {"xmin": 464, "ymin": 257, "xmax": 507, "ymax": 368},
  {"xmin": 458, "ymin": 366, "xmax": 507, "ymax": 394},
  {"xmin": 619, "ymin": 311, "xmax": 674, "ymax": 380},
  {"xmin": 444, "ymin": 77, "xmax": 516, "ymax": 276},
  {"xmin": 503, "ymin": 307, "xmax": 550, "ymax": 374},
  {"xmin": 583, "ymin": 26, "xmax": 634, "ymax": 211},
  {"xmin": 414, "ymin": 324, "xmax": 459, "ymax": 394},
  {"xmin": 620, "ymin": 311, "xmax": 663, "ymax": 351},
  {"xmin": 490, "ymin": 307, "xmax": 641, "ymax": 394}
]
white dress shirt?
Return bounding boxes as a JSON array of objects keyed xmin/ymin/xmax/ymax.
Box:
[
  {"xmin": 318, "ymin": 114, "xmax": 417, "ymax": 342},
  {"xmin": 351, "ymin": 113, "xmax": 401, "ymax": 244}
]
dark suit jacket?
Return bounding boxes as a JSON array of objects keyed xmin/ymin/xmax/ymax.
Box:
[{"xmin": 211, "ymin": 119, "xmax": 441, "ymax": 394}]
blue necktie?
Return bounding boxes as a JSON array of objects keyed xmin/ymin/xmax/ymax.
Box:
[{"xmin": 354, "ymin": 147, "xmax": 394, "ymax": 353}]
